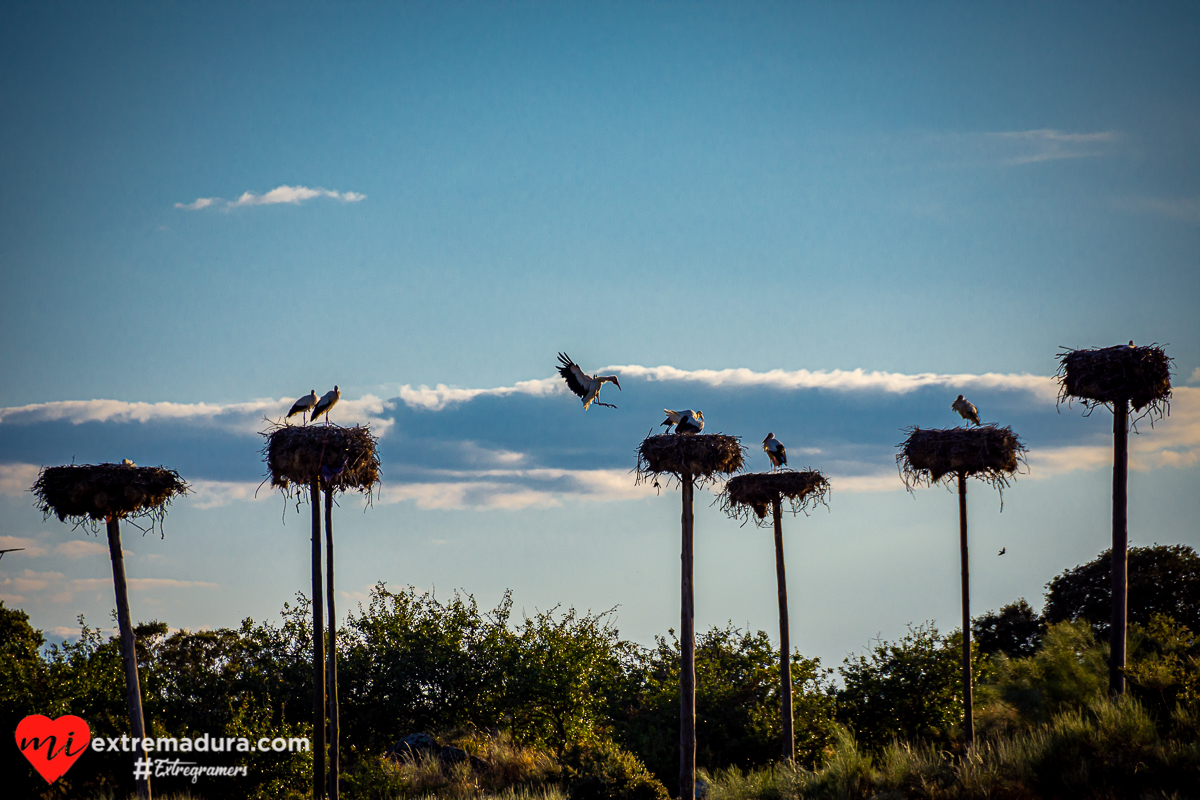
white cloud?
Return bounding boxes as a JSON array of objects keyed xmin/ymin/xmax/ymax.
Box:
[
  {"xmin": 1190, "ymin": 368, "xmax": 1200, "ymax": 385},
  {"xmin": 376, "ymin": 467, "xmax": 657, "ymax": 511},
  {"xmin": 987, "ymin": 129, "xmax": 1119, "ymax": 164},
  {"xmin": 175, "ymin": 185, "xmax": 366, "ymax": 211},
  {"xmin": 69, "ymin": 578, "xmax": 219, "ymax": 591},
  {"xmin": 0, "ymin": 463, "xmax": 40, "ymax": 497},
  {"xmin": 55, "ymin": 540, "xmax": 113, "ymax": 559},
  {"xmin": 610, "ymin": 364, "xmax": 1060, "ymax": 401},
  {"xmin": 188, "ymin": 480, "xmax": 272, "ymax": 509},
  {"xmin": 396, "ymin": 378, "xmax": 562, "ymax": 411},
  {"xmin": 0, "ymin": 394, "xmax": 393, "ymax": 437}
]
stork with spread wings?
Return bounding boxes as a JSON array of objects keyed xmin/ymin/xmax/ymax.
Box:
[{"xmin": 557, "ymin": 353, "xmax": 621, "ymax": 410}]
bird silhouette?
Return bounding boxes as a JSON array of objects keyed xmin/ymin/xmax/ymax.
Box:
[
  {"xmin": 952, "ymin": 395, "xmax": 981, "ymax": 426},
  {"xmin": 998, "ymin": 547, "xmax": 1006, "ymax": 556},
  {"xmin": 0, "ymin": 548, "xmax": 24, "ymax": 562}
]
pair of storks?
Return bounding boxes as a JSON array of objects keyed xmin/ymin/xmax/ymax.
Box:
[
  {"xmin": 557, "ymin": 353, "xmax": 789, "ymax": 471},
  {"xmin": 286, "ymin": 386, "xmax": 341, "ymax": 424}
]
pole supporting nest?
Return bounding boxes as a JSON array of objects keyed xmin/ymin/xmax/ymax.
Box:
[
  {"xmin": 31, "ymin": 463, "xmax": 190, "ymax": 800},
  {"xmin": 897, "ymin": 426, "xmax": 1025, "ymax": 749},
  {"xmin": 1057, "ymin": 343, "xmax": 1171, "ymax": 697},
  {"xmin": 636, "ymin": 433, "xmax": 744, "ymax": 800},
  {"xmin": 721, "ymin": 469, "xmax": 830, "ymax": 761}
]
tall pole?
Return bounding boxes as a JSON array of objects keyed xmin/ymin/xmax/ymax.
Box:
[
  {"xmin": 311, "ymin": 479, "xmax": 326, "ymax": 800},
  {"xmin": 107, "ymin": 516, "xmax": 151, "ymax": 800},
  {"xmin": 1111, "ymin": 399, "xmax": 1129, "ymax": 695},
  {"xmin": 680, "ymin": 472, "xmax": 695, "ymax": 800},
  {"xmin": 324, "ymin": 488, "xmax": 340, "ymax": 800},
  {"xmin": 957, "ymin": 472, "xmax": 974, "ymax": 749},
  {"xmin": 772, "ymin": 496, "xmax": 794, "ymax": 761}
]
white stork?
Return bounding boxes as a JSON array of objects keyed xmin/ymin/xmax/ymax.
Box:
[
  {"xmin": 951, "ymin": 394, "xmax": 980, "ymax": 426},
  {"xmin": 121, "ymin": 459, "xmax": 136, "ymax": 467},
  {"xmin": 287, "ymin": 390, "xmax": 318, "ymax": 424},
  {"xmin": 311, "ymin": 386, "xmax": 341, "ymax": 424},
  {"xmin": 557, "ymin": 353, "xmax": 621, "ymax": 410},
  {"xmin": 662, "ymin": 409, "xmax": 703, "ymax": 434},
  {"xmin": 763, "ymin": 433, "xmax": 787, "ymax": 470}
]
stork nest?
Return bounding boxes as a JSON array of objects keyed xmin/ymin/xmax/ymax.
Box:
[
  {"xmin": 720, "ymin": 469, "xmax": 830, "ymax": 526},
  {"xmin": 897, "ymin": 425, "xmax": 1026, "ymax": 491},
  {"xmin": 1057, "ymin": 343, "xmax": 1172, "ymax": 418},
  {"xmin": 32, "ymin": 464, "xmax": 189, "ymax": 530},
  {"xmin": 263, "ymin": 422, "xmax": 381, "ymax": 497},
  {"xmin": 635, "ymin": 434, "xmax": 745, "ymax": 490}
]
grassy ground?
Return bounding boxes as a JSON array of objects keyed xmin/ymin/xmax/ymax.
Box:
[{"xmin": 702, "ymin": 696, "xmax": 1199, "ymax": 800}]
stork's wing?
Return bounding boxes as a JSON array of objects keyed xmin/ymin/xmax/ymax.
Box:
[
  {"xmin": 557, "ymin": 353, "xmax": 590, "ymax": 399},
  {"xmin": 777, "ymin": 445, "xmax": 786, "ymax": 466}
]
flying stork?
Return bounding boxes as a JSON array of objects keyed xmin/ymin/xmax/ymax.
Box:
[
  {"xmin": 311, "ymin": 386, "xmax": 341, "ymax": 424},
  {"xmin": 763, "ymin": 433, "xmax": 787, "ymax": 470},
  {"xmin": 0, "ymin": 548, "xmax": 24, "ymax": 562},
  {"xmin": 557, "ymin": 353, "xmax": 621, "ymax": 410},
  {"xmin": 951, "ymin": 395, "xmax": 980, "ymax": 426},
  {"xmin": 287, "ymin": 390, "xmax": 318, "ymax": 424},
  {"xmin": 662, "ymin": 409, "xmax": 704, "ymax": 434}
]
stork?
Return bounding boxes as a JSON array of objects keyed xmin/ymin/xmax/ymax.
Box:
[
  {"xmin": 557, "ymin": 353, "xmax": 621, "ymax": 410},
  {"xmin": 951, "ymin": 395, "xmax": 980, "ymax": 426},
  {"xmin": 662, "ymin": 409, "xmax": 704, "ymax": 434},
  {"xmin": 311, "ymin": 386, "xmax": 341, "ymax": 424},
  {"xmin": 763, "ymin": 433, "xmax": 787, "ymax": 470},
  {"xmin": 121, "ymin": 459, "xmax": 136, "ymax": 467},
  {"xmin": 0, "ymin": 548, "xmax": 24, "ymax": 562},
  {"xmin": 287, "ymin": 390, "xmax": 318, "ymax": 423}
]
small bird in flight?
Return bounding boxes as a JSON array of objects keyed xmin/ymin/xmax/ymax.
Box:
[
  {"xmin": 662, "ymin": 409, "xmax": 704, "ymax": 434},
  {"xmin": 998, "ymin": 547, "xmax": 1007, "ymax": 556},
  {"xmin": 311, "ymin": 386, "xmax": 341, "ymax": 424},
  {"xmin": 287, "ymin": 390, "xmax": 318, "ymax": 424},
  {"xmin": 0, "ymin": 548, "xmax": 24, "ymax": 562},
  {"xmin": 556, "ymin": 353, "xmax": 621, "ymax": 410},
  {"xmin": 952, "ymin": 395, "xmax": 981, "ymax": 426},
  {"xmin": 763, "ymin": 433, "xmax": 787, "ymax": 471}
]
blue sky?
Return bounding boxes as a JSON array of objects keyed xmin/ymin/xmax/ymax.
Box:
[{"xmin": 1, "ymin": 2, "xmax": 1198, "ymax": 668}]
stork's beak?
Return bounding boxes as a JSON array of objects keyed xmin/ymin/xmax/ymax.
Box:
[{"xmin": 613, "ymin": 377, "xmax": 621, "ymax": 391}]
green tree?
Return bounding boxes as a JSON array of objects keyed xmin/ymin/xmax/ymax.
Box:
[
  {"xmin": 973, "ymin": 598, "xmax": 1046, "ymax": 657},
  {"xmin": 836, "ymin": 624, "xmax": 984, "ymax": 752},
  {"xmin": 1043, "ymin": 544, "xmax": 1200, "ymax": 634}
]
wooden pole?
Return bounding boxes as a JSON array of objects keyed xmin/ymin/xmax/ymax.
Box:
[
  {"xmin": 680, "ymin": 472, "xmax": 696, "ymax": 800},
  {"xmin": 311, "ymin": 479, "xmax": 326, "ymax": 800},
  {"xmin": 107, "ymin": 516, "xmax": 151, "ymax": 800},
  {"xmin": 324, "ymin": 487, "xmax": 340, "ymax": 800},
  {"xmin": 957, "ymin": 472, "xmax": 974, "ymax": 749},
  {"xmin": 1111, "ymin": 399, "xmax": 1129, "ymax": 695},
  {"xmin": 772, "ymin": 495, "xmax": 794, "ymax": 761}
]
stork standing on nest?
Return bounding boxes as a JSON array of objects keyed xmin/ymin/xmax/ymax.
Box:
[
  {"xmin": 763, "ymin": 433, "xmax": 787, "ymax": 470},
  {"xmin": 557, "ymin": 353, "xmax": 621, "ymax": 410},
  {"xmin": 952, "ymin": 395, "xmax": 980, "ymax": 426},
  {"xmin": 288, "ymin": 390, "xmax": 318, "ymax": 424},
  {"xmin": 661, "ymin": 409, "xmax": 704, "ymax": 434},
  {"xmin": 312, "ymin": 386, "xmax": 341, "ymax": 424}
]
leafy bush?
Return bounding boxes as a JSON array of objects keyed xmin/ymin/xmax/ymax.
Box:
[{"xmin": 563, "ymin": 739, "xmax": 668, "ymax": 800}]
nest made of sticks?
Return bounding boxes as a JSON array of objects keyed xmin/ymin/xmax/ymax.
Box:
[
  {"xmin": 32, "ymin": 464, "xmax": 189, "ymax": 528},
  {"xmin": 1057, "ymin": 343, "xmax": 1172, "ymax": 417},
  {"xmin": 263, "ymin": 422, "xmax": 380, "ymax": 497},
  {"xmin": 897, "ymin": 425, "xmax": 1026, "ymax": 491},
  {"xmin": 635, "ymin": 434, "xmax": 745, "ymax": 490},
  {"xmin": 720, "ymin": 469, "xmax": 831, "ymax": 526}
]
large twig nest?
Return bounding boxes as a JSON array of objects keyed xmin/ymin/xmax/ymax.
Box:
[
  {"xmin": 32, "ymin": 464, "xmax": 189, "ymax": 528},
  {"xmin": 635, "ymin": 434, "xmax": 745, "ymax": 490},
  {"xmin": 263, "ymin": 423, "xmax": 381, "ymax": 497},
  {"xmin": 897, "ymin": 425, "xmax": 1026, "ymax": 491},
  {"xmin": 1057, "ymin": 343, "xmax": 1172, "ymax": 418},
  {"xmin": 721, "ymin": 469, "xmax": 830, "ymax": 525}
]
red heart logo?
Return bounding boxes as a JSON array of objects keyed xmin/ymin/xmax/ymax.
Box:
[{"xmin": 15, "ymin": 715, "xmax": 91, "ymax": 784}]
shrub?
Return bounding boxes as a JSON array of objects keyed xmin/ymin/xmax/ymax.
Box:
[{"xmin": 563, "ymin": 739, "xmax": 669, "ymax": 800}]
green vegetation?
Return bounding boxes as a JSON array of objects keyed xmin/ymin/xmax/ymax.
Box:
[{"xmin": 4, "ymin": 544, "xmax": 1198, "ymax": 799}]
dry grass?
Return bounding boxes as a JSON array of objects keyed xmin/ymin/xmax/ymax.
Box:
[
  {"xmin": 1058, "ymin": 342, "xmax": 1172, "ymax": 416},
  {"xmin": 31, "ymin": 463, "xmax": 189, "ymax": 528},
  {"xmin": 635, "ymin": 434, "xmax": 745, "ymax": 490},
  {"xmin": 262, "ymin": 421, "xmax": 381, "ymax": 498},
  {"xmin": 897, "ymin": 425, "xmax": 1026, "ymax": 491},
  {"xmin": 721, "ymin": 469, "xmax": 831, "ymax": 525}
]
